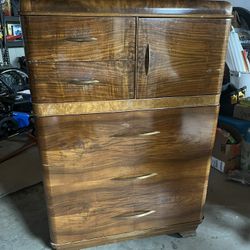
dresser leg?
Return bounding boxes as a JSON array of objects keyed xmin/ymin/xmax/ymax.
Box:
[{"xmin": 178, "ymin": 230, "xmax": 197, "ymax": 238}]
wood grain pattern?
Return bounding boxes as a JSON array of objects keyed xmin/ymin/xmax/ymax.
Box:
[
  {"xmin": 21, "ymin": 1, "xmax": 231, "ymax": 249},
  {"xmin": 29, "ymin": 61, "xmax": 134, "ymax": 102},
  {"xmin": 33, "ymin": 95, "xmax": 220, "ymax": 117},
  {"xmin": 52, "ymin": 221, "xmax": 199, "ymax": 249},
  {"xmin": 22, "ymin": 16, "xmax": 135, "ymax": 62},
  {"xmin": 137, "ymin": 18, "xmax": 231, "ymax": 98},
  {"xmin": 37, "ymin": 106, "xmax": 218, "ymax": 246},
  {"xmin": 21, "ymin": 0, "xmax": 232, "ymax": 17}
]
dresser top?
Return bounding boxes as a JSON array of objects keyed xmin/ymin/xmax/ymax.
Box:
[{"xmin": 21, "ymin": 0, "xmax": 232, "ymax": 18}]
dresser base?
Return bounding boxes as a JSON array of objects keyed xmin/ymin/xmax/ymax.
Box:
[
  {"xmin": 51, "ymin": 220, "xmax": 200, "ymax": 250},
  {"xmin": 178, "ymin": 230, "xmax": 197, "ymax": 238}
]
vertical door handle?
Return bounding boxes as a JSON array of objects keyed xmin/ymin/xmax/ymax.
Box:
[{"xmin": 145, "ymin": 44, "xmax": 150, "ymax": 76}]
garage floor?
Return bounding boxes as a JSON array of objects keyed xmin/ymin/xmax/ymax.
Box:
[{"xmin": 0, "ymin": 167, "xmax": 250, "ymax": 250}]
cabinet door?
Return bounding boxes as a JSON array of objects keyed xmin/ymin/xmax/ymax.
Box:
[{"xmin": 137, "ymin": 18, "xmax": 231, "ymax": 98}]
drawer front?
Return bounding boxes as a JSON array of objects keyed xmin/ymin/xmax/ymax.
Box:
[
  {"xmin": 46, "ymin": 157, "xmax": 209, "ymax": 244},
  {"xmin": 22, "ymin": 16, "xmax": 135, "ymax": 62},
  {"xmin": 29, "ymin": 61, "xmax": 134, "ymax": 102},
  {"xmin": 37, "ymin": 107, "xmax": 218, "ymax": 243},
  {"xmin": 137, "ymin": 18, "xmax": 231, "ymax": 98}
]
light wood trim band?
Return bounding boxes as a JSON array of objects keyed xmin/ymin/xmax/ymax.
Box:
[{"xmin": 33, "ymin": 95, "xmax": 220, "ymax": 117}]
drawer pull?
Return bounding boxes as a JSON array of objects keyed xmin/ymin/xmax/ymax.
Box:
[
  {"xmin": 68, "ymin": 79, "xmax": 100, "ymax": 85},
  {"xmin": 66, "ymin": 37, "xmax": 97, "ymax": 42},
  {"xmin": 145, "ymin": 44, "xmax": 150, "ymax": 76},
  {"xmin": 112, "ymin": 173, "xmax": 157, "ymax": 181},
  {"xmin": 139, "ymin": 131, "xmax": 160, "ymax": 136},
  {"xmin": 115, "ymin": 210, "xmax": 156, "ymax": 219}
]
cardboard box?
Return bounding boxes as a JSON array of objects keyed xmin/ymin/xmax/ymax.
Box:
[
  {"xmin": 234, "ymin": 104, "xmax": 250, "ymax": 121},
  {"xmin": 0, "ymin": 135, "xmax": 42, "ymax": 198},
  {"xmin": 212, "ymin": 126, "xmax": 241, "ymax": 173},
  {"xmin": 241, "ymin": 140, "xmax": 250, "ymax": 170}
]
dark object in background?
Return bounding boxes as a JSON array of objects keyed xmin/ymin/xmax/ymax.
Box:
[
  {"xmin": 18, "ymin": 56, "xmax": 28, "ymax": 73},
  {"xmin": 220, "ymin": 84, "xmax": 245, "ymax": 117},
  {"xmin": 233, "ymin": 7, "xmax": 250, "ymax": 61},
  {"xmin": 222, "ymin": 63, "xmax": 230, "ymax": 86},
  {"xmin": 0, "ymin": 68, "xmax": 32, "ymax": 139},
  {"xmin": 11, "ymin": 0, "xmax": 20, "ymax": 16},
  {"xmin": 220, "ymin": 64, "xmax": 245, "ymax": 117},
  {"xmin": 233, "ymin": 7, "xmax": 250, "ymax": 29},
  {"xmin": 0, "ymin": 68, "xmax": 28, "ymax": 94},
  {"xmin": 220, "ymin": 8, "xmax": 250, "ymax": 116},
  {"xmin": 220, "ymin": 64, "xmax": 235, "ymax": 116}
]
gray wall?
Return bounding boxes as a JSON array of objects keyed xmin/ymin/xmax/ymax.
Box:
[{"xmin": 227, "ymin": 0, "xmax": 250, "ymax": 10}]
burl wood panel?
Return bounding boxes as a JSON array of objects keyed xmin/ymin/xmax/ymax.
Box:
[
  {"xmin": 21, "ymin": 0, "xmax": 232, "ymax": 17},
  {"xmin": 33, "ymin": 95, "xmax": 220, "ymax": 117},
  {"xmin": 22, "ymin": 16, "xmax": 135, "ymax": 62},
  {"xmin": 29, "ymin": 61, "xmax": 134, "ymax": 102},
  {"xmin": 137, "ymin": 18, "xmax": 231, "ymax": 98},
  {"xmin": 37, "ymin": 106, "xmax": 218, "ymax": 246}
]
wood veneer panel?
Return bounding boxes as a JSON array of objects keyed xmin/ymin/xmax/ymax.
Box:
[
  {"xmin": 37, "ymin": 106, "xmax": 218, "ymax": 245},
  {"xmin": 137, "ymin": 18, "xmax": 231, "ymax": 98},
  {"xmin": 52, "ymin": 221, "xmax": 199, "ymax": 249},
  {"xmin": 22, "ymin": 16, "xmax": 135, "ymax": 62},
  {"xmin": 29, "ymin": 61, "xmax": 134, "ymax": 102},
  {"xmin": 33, "ymin": 95, "xmax": 220, "ymax": 117},
  {"xmin": 20, "ymin": 1, "xmax": 231, "ymax": 249},
  {"xmin": 21, "ymin": 0, "xmax": 232, "ymax": 17}
]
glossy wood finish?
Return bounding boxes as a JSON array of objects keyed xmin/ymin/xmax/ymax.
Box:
[
  {"xmin": 137, "ymin": 18, "xmax": 231, "ymax": 98},
  {"xmin": 37, "ymin": 106, "xmax": 218, "ymax": 247},
  {"xmin": 52, "ymin": 222, "xmax": 199, "ymax": 250},
  {"xmin": 29, "ymin": 61, "xmax": 134, "ymax": 102},
  {"xmin": 33, "ymin": 95, "xmax": 220, "ymax": 117},
  {"xmin": 22, "ymin": 16, "xmax": 135, "ymax": 62},
  {"xmin": 21, "ymin": 0, "xmax": 232, "ymax": 17},
  {"xmin": 21, "ymin": 1, "xmax": 231, "ymax": 249}
]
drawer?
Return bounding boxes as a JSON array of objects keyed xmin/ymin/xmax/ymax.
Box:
[
  {"xmin": 50, "ymin": 187, "xmax": 203, "ymax": 244},
  {"xmin": 29, "ymin": 61, "xmax": 134, "ymax": 102},
  {"xmin": 22, "ymin": 16, "xmax": 135, "ymax": 62},
  {"xmin": 45, "ymin": 160, "xmax": 206, "ymax": 243},
  {"xmin": 46, "ymin": 158, "xmax": 208, "ymax": 243},
  {"xmin": 38, "ymin": 107, "xmax": 218, "ymax": 243},
  {"xmin": 38, "ymin": 106, "xmax": 218, "ymax": 165}
]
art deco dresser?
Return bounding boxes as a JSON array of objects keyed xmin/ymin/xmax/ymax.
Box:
[{"xmin": 21, "ymin": 0, "xmax": 232, "ymax": 249}]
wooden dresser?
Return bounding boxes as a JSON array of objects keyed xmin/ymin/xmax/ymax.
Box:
[{"xmin": 21, "ymin": 1, "xmax": 232, "ymax": 249}]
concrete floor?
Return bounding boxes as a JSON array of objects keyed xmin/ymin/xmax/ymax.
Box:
[{"xmin": 0, "ymin": 168, "xmax": 250, "ymax": 250}]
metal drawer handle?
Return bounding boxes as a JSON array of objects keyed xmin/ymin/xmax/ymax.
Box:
[
  {"xmin": 66, "ymin": 37, "xmax": 97, "ymax": 42},
  {"xmin": 114, "ymin": 210, "xmax": 156, "ymax": 219},
  {"xmin": 68, "ymin": 79, "xmax": 100, "ymax": 85},
  {"xmin": 112, "ymin": 173, "xmax": 157, "ymax": 181},
  {"xmin": 139, "ymin": 131, "xmax": 160, "ymax": 136}
]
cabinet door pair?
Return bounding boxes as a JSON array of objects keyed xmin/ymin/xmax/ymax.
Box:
[{"xmin": 24, "ymin": 16, "xmax": 230, "ymax": 103}]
